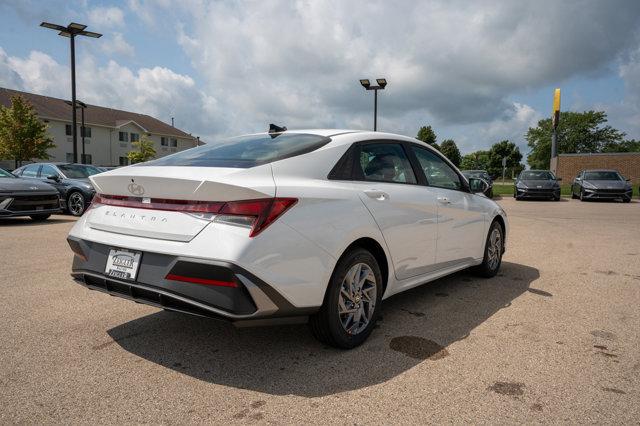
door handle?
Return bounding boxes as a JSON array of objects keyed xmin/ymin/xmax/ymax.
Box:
[
  {"xmin": 437, "ymin": 196, "xmax": 451, "ymax": 204},
  {"xmin": 364, "ymin": 189, "xmax": 388, "ymax": 201}
]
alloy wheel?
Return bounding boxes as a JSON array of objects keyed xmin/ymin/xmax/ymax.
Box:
[
  {"xmin": 487, "ymin": 227, "xmax": 502, "ymax": 271},
  {"xmin": 68, "ymin": 192, "xmax": 85, "ymax": 216},
  {"xmin": 338, "ymin": 262, "xmax": 377, "ymax": 335}
]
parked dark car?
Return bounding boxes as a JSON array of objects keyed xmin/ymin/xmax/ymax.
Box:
[
  {"xmin": 571, "ymin": 169, "xmax": 632, "ymax": 203},
  {"xmin": 461, "ymin": 170, "xmax": 493, "ymax": 197},
  {"xmin": 13, "ymin": 163, "xmax": 100, "ymax": 215},
  {"xmin": 514, "ymin": 170, "xmax": 561, "ymax": 201},
  {"xmin": 0, "ymin": 167, "xmax": 61, "ymax": 221}
]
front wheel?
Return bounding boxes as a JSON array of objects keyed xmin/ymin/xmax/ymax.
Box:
[
  {"xmin": 309, "ymin": 248, "xmax": 382, "ymax": 349},
  {"xmin": 474, "ymin": 221, "xmax": 504, "ymax": 278},
  {"xmin": 67, "ymin": 191, "xmax": 86, "ymax": 216},
  {"xmin": 579, "ymin": 189, "xmax": 585, "ymax": 202}
]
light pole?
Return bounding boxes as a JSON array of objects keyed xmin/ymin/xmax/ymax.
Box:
[
  {"xmin": 40, "ymin": 22, "xmax": 102, "ymax": 164},
  {"xmin": 359, "ymin": 78, "xmax": 387, "ymax": 131},
  {"xmin": 65, "ymin": 100, "xmax": 88, "ymax": 163}
]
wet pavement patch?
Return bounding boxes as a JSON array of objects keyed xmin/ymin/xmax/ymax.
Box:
[
  {"xmin": 488, "ymin": 381, "xmax": 525, "ymax": 397},
  {"xmin": 389, "ymin": 336, "xmax": 449, "ymax": 360},
  {"xmin": 400, "ymin": 308, "xmax": 426, "ymax": 317},
  {"xmin": 602, "ymin": 387, "xmax": 626, "ymax": 395},
  {"xmin": 591, "ymin": 330, "xmax": 617, "ymax": 340},
  {"xmin": 594, "ymin": 270, "xmax": 618, "ymax": 276},
  {"xmin": 527, "ymin": 288, "xmax": 552, "ymax": 297}
]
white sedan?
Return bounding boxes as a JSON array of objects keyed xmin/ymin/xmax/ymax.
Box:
[{"xmin": 67, "ymin": 129, "xmax": 507, "ymax": 348}]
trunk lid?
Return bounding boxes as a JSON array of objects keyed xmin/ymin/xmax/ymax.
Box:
[{"xmin": 85, "ymin": 165, "xmax": 275, "ymax": 242}]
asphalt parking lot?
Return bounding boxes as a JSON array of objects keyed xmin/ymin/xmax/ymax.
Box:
[{"xmin": 1, "ymin": 197, "xmax": 639, "ymax": 424}]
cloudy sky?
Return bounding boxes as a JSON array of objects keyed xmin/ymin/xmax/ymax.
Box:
[{"xmin": 0, "ymin": 0, "xmax": 639, "ymax": 156}]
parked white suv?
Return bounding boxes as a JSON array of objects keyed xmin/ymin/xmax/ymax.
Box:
[{"xmin": 67, "ymin": 129, "xmax": 507, "ymax": 348}]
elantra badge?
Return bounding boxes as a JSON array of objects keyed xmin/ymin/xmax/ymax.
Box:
[{"xmin": 128, "ymin": 182, "xmax": 145, "ymax": 196}]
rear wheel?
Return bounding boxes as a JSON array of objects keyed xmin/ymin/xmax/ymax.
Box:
[
  {"xmin": 30, "ymin": 214, "xmax": 51, "ymax": 221},
  {"xmin": 474, "ymin": 221, "xmax": 504, "ymax": 278},
  {"xmin": 309, "ymin": 248, "xmax": 382, "ymax": 349}
]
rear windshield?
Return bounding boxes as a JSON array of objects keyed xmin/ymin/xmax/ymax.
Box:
[
  {"xmin": 520, "ymin": 171, "xmax": 555, "ymax": 180},
  {"xmin": 584, "ymin": 171, "xmax": 622, "ymax": 181},
  {"xmin": 142, "ymin": 133, "xmax": 331, "ymax": 168}
]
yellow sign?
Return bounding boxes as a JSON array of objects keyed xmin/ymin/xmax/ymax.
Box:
[{"xmin": 553, "ymin": 88, "xmax": 561, "ymax": 113}]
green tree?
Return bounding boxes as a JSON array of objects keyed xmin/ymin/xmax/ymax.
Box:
[
  {"xmin": 487, "ymin": 140, "xmax": 523, "ymax": 178},
  {"xmin": 416, "ymin": 125, "xmax": 439, "ymax": 150},
  {"xmin": 439, "ymin": 139, "xmax": 461, "ymax": 167},
  {"xmin": 460, "ymin": 150, "xmax": 490, "ymax": 171},
  {"xmin": 526, "ymin": 110, "xmax": 627, "ymax": 169},
  {"xmin": 127, "ymin": 136, "xmax": 156, "ymax": 164},
  {"xmin": 0, "ymin": 95, "xmax": 55, "ymax": 168}
]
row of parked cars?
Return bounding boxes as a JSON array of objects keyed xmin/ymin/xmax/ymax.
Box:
[
  {"xmin": 0, "ymin": 162, "xmax": 103, "ymax": 221},
  {"xmin": 461, "ymin": 168, "xmax": 635, "ymax": 202}
]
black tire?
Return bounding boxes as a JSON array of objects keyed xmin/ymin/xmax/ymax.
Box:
[
  {"xmin": 622, "ymin": 197, "xmax": 631, "ymax": 203},
  {"xmin": 309, "ymin": 248, "xmax": 383, "ymax": 349},
  {"xmin": 571, "ymin": 190, "xmax": 577, "ymax": 199},
  {"xmin": 30, "ymin": 214, "xmax": 51, "ymax": 221},
  {"xmin": 474, "ymin": 221, "xmax": 504, "ymax": 278},
  {"xmin": 579, "ymin": 189, "xmax": 585, "ymax": 202},
  {"xmin": 67, "ymin": 191, "xmax": 86, "ymax": 216},
  {"xmin": 552, "ymin": 194, "xmax": 560, "ymax": 201}
]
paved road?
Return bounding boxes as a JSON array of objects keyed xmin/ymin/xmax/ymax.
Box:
[{"xmin": 1, "ymin": 198, "xmax": 639, "ymax": 424}]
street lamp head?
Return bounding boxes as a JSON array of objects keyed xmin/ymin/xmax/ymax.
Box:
[
  {"xmin": 40, "ymin": 22, "xmax": 67, "ymax": 31},
  {"xmin": 68, "ymin": 22, "xmax": 87, "ymax": 31},
  {"xmin": 359, "ymin": 79, "xmax": 371, "ymax": 89},
  {"xmin": 79, "ymin": 31, "xmax": 102, "ymax": 38},
  {"xmin": 376, "ymin": 78, "xmax": 387, "ymax": 89}
]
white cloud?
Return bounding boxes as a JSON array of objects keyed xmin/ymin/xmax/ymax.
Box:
[
  {"xmin": 87, "ymin": 6, "xmax": 125, "ymax": 29},
  {"xmin": 101, "ymin": 33, "xmax": 135, "ymax": 57},
  {"xmin": 0, "ymin": 48, "xmax": 221, "ymax": 141}
]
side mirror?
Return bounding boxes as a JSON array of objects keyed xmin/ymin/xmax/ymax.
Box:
[
  {"xmin": 46, "ymin": 175, "xmax": 60, "ymax": 182},
  {"xmin": 468, "ymin": 177, "xmax": 489, "ymax": 194}
]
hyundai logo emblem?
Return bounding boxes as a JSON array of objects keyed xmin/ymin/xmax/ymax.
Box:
[{"xmin": 127, "ymin": 182, "xmax": 145, "ymax": 196}]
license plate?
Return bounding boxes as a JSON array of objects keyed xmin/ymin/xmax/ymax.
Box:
[{"xmin": 105, "ymin": 249, "xmax": 141, "ymax": 281}]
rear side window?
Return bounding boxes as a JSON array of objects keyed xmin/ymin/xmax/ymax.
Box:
[
  {"xmin": 356, "ymin": 143, "xmax": 417, "ymax": 184},
  {"xmin": 143, "ymin": 133, "xmax": 331, "ymax": 168}
]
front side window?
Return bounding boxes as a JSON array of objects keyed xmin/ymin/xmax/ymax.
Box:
[
  {"xmin": 22, "ymin": 164, "xmax": 41, "ymax": 177},
  {"xmin": 357, "ymin": 143, "xmax": 416, "ymax": 184},
  {"xmin": 412, "ymin": 146, "xmax": 462, "ymax": 190},
  {"xmin": 40, "ymin": 164, "xmax": 59, "ymax": 178},
  {"xmin": 144, "ymin": 133, "xmax": 331, "ymax": 168}
]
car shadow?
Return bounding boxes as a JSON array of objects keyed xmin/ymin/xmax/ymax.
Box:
[
  {"xmin": 107, "ymin": 261, "xmax": 539, "ymax": 397},
  {"xmin": 0, "ymin": 216, "xmax": 77, "ymax": 226}
]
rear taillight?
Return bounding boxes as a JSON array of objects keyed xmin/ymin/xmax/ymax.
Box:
[
  {"xmin": 214, "ymin": 198, "xmax": 297, "ymax": 237},
  {"xmin": 93, "ymin": 194, "xmax": 297, "ymax": 237}
]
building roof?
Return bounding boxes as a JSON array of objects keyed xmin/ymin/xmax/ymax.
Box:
[{"xmin": 0, "ymin": 87, "xmax": 194, "ymax": 139}]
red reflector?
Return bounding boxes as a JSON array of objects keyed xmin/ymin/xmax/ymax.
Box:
[{"xmin": 165, "ymin": 273, "xmax": 238, "ymax": 288}]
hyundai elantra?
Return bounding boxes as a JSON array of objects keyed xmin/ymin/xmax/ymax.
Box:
[{"xmin": 67, "ymin": 129, "xmax": 507, "ymax": 348}]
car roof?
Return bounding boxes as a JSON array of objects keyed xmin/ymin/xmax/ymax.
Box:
[{"xmin": 583, "ymin": 169, "xmax": 620, "ymax": 172}]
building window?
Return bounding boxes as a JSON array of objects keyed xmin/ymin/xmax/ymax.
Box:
[
  {"xmin": 161, "ymin": 137, "xmax": 168, "ymax": 146},
  {"xmin": 81, "ymin": 154, "xmax": 92, "ymax": 164},
  {"xmin": 81, "ymin": 126, "xmax": 91, "ymax": 138},
  {"xmin": 65, "ymin": 124, "xmax": 72, "ymax": 136},
  {"xmin": 119, "ymin": 131, "xmax": 129, "ymax": 142},
  {"xmin": 130, "ymin": 133, "xmax": 140, "ymax": 142},
  {"xmin": 119, "ymin": 156, "xmax": 129, "ymax": 166},
  {"xmin": 170, "ymin": 138, "xmax": 178, "ymax": 147},
  {"xmin": 66, "ymin": 153, "xmax": 74, "ymax": 162}
]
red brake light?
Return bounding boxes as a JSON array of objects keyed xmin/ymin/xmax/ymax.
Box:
[{"xmin": 218, "ymin": 198, "xmax": 297, "ymax": 237}]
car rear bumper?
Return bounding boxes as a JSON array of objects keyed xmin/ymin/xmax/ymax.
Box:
[{"xmin": 68, "ymin": 237, "xmax": 318, "ymax": 324}]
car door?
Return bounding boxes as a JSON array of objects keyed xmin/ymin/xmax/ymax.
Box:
[
  {"xmin": 38, "ymin": 164, "xmax": 65, "ymax": 192},
  {"xmin": 409, "ymin": 145, "xmax": 486, "ymax": 265},
  {"xmin": 349, "ymin": 142, "xmax": 439, "ymax": 281}
]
